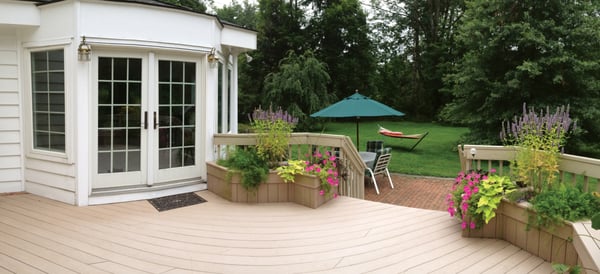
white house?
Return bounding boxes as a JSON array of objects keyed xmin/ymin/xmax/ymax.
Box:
[{"xmin": 0, "ymin": 0, "xmax": 256, "ymax": 205}]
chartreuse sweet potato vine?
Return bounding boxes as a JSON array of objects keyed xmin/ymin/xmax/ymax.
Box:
[
  {"xmin": 447, "ymin": 170, "xmax": 516, "ymax": 230},
  {"xmin": 474, "ymin": 175, "xmax": 516, "ymax": 224}
]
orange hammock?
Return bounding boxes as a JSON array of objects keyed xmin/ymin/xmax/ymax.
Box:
[{"xmin": 378, "ymin": 126, "xmax": 429, "ymax": 151}]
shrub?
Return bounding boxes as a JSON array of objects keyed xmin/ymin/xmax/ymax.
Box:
[
  {"xmin": 530, "ymin": 184, "xmax": 600, "ymax": 229},
  {"xmin": 500, "ymin": 103, "xmax": 576, "ymax": 193},
  {"xmin": 249, "ymin": 106, "xmax": 298, "ymax": 167},
  {"xmin": 217, "ymin": 148, "xmax": 269, "ymax": 191}
]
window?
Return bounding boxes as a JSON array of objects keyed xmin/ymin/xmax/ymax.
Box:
[
  {"xmin": 31, "ymin": 49, "xmax": 65, "ymax": 152},
  {"xmin": 217, "ymin": 62, "xmax": 223, "ymax": 133}
]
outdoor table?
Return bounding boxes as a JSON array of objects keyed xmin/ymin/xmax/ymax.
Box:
[{"xmin": 359, "ymin": 151, "xmax": 377, "ymax": 170}]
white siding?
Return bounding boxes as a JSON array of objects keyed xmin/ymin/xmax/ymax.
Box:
[
  {"xmin": 24, "ymin": 158, "xmax": 76, "ymax": 192},
  {"xmin": 0, "ymin": 32, "xmax": 23, "ymax": 193}
]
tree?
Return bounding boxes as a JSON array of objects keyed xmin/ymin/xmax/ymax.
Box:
[
  {"xmin": 212, "ymin": 0, "xmax": 258, "ymax": 29},
  {"xmin": 263, "ymin": 50, "xmax": 333, "ymax": 130},
  {"xmin": 161, "ymin": 0, "xmax": 207, "ymax": 12},
  {"xmin": 442, "ymin": 0, "xmax": 600, "ymax": 157},
  {"xmin": 232, "ymin": 0, "xmax": 308, "ymax": 121},
  {"xmin": 369, "ymin": 0, "xmax": 464, "ymax": 120},
  {"xmin": 305, "ymin": 0, "xmax": 375, "ymax": 99}
]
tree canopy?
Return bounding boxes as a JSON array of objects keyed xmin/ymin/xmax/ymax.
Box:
[
  {"xmin": 263, "ymin": 50, "xmax": 333, "ymax": 130},
  {"xmin": 442, "ymin": 0, "xmax": 600, "ymax": 156},
  {"xmin": 209, "ymin": 0, "xmax": 600, "ymax": 157}
]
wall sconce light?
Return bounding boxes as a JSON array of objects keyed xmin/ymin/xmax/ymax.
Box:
[
  {"xmin": 207, "ymin": 48, "xmax": 219, "ymax": 68},
  {"xmin": 77, "ymin": 36, "xmax": 92, "ymax": 62}
]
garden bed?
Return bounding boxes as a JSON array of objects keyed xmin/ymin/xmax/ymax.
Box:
[
  {"xmin": 206, "ymin": 162, "xmax": 334, "ymax": 208},
  {"xmin": 462, "ymin": 199, "xmax": 580, "ymax": 267}
]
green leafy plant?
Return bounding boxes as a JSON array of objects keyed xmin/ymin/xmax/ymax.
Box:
[
  {"xmin": 249, "ymin": 106, "xmax": 298, "ymax": 167},
  {"xmin": 530, "ymin": 184, "xmax": 600, "ymax": 229},
  {"xmin": 592, "ymin": 212, "xmax": 600, "ymax": 230},
  {"xmin": 447, "ymin": 169, "xmax": 515, "ymax": 229},
  {"xmin": 594, "ymin": 192, "xmax": 600, "ymax": 230},
  {"xmin": 474, "ymin": 175, "xmax": 516, "ymax": 224},
  {"xmin": 552, "ymin": 263, "xmax": 581, "ymax": 274},
  {"xmin": 275, "ymin": 160, "xmax": 306, "ymax": 183},
  {"xmin": 217, "ymin": 148, "xmax": 269, "ymax": 191},
  {"xmin": 500, "ymin": 103, "xmax": 576, "ymax": 193},
  {"xmin": 275, "ymin": 150, "xmax": 340, "ymax": 198}
]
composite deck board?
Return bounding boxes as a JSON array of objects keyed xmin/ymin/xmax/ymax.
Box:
[
  {"xmin": 0, "ymin": 252, "xmax": 46, "ymax": 274},
  {"xmin": 0, "ymin": 191, "xmax": 553, "ymax": 273},
  {"xmin": 505, "ymin": 255, "xmax": 548, "ymax": 274}
]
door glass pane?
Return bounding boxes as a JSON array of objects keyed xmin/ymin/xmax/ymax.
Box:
[
  {"xmin": 98, "ymin": 57, "xmax": 142, "ymax": 174},
  {"xmin": 158, "ymin": 60, "xmax": 196, "ymax": 169}
]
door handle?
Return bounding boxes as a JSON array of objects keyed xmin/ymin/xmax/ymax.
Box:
[
  {"xmin": 144, "ymin": 111, "xmax": 148, "ymax": 129},
  {"xmin": 154, "ymin": 111, "xmax": 159, "ymax": 129}
]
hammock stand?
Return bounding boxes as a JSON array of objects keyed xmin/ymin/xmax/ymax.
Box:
[{"xmin": 378, "ymin": 126, "xmax": 429, "ymax": 152}]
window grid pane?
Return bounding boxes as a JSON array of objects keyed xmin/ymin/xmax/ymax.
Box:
[
  {"xmin": 158, "ymin": 60, "xmax": 196, "ymax": 169},
  {"xmin": 31, "ymin": 49, "xmax": 65, "ymax": 152}
]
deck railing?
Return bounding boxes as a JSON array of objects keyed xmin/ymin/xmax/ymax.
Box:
[
  {"xmin": 212, "ymin": 133, "xmax": 367, "ymax": 199},
  {"xmin": 458, "ymin": 144, "xmax": 600, "ymax": 192}
]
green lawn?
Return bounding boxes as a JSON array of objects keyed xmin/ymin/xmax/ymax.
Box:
[{"xmin": 311, "ymin": 120, "xmax": 469, "ymax": 178}]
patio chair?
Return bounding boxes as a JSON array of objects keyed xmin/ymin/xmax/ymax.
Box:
[
  {"xmin": 365, "ymin": 153, "xmax": 394, "ymax": 195},
  {"xmin": 366, "ymin": 140, "xmax": 392, "ymax": 162}
]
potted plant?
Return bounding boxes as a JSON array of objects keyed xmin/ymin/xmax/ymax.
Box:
[
  {"xmin": 208, "ymin": 107, "xmax": 336, "ymax": 208},
  {"xmin": 216, "ymin": 147, "xmax": 269, "ymax": 191},
  {"xmin": 529, "ymin": 184, "xmax": 600, "ymax": 229},
  {"xmin": 276, "ymin": 149, "xmax": 340, "ymax": 199},
  {"xmin": 447, "ymin": 169, "xmax": 515, "ymax": 230},
  {"xmin": 208, "ymin": 106, "xmax": 297, "ymax": 197},
  {"xmin": 500, "ymin": 103, "xmax": 576, "ymax": 193},
  {"xmin": 454, "ymin": 103, "xmax": 600, "ymax": 267},
  {"xmin": 249, "ymin": 106, "xmax": 298, "ymax": 168}
]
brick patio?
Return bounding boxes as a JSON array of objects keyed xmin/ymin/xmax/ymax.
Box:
[{"xmin": 364, "ymin": 174, "xmax": 454, "ymax": 212}]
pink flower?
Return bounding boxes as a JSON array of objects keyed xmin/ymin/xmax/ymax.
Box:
[
  {"xmin": 461, "ymin": 221, "xmax": 467, "ymax": 229},
  {"xmin": 463, "ymin": 185, "xmax": 471, "ymax": 193},
  {"xmin": 319, "ymin": 190, "xmax": 324, "ymax": 196},
  {"xmin": 470, "ymin": 221, "xmax": 476, "ymax": 229}
]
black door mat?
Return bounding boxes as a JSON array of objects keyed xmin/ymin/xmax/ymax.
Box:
[{"xmin": 148, "ymin": 192, "xmax": 206, "ymax": 212}]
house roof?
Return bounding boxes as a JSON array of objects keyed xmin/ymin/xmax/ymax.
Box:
[
  {"xmin": 30, "ymin": 0, "xmax": 256, "ymax": 32},
  {"xmin": 34, "ymin": 0, "xmax": 198, "ymax": 13}
]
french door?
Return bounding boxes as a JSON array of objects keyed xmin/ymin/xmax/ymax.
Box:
[{"xmin": 92, "ymin": 52, "xmax": 202, "ymax": 189}]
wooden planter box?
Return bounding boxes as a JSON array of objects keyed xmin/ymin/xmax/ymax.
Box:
[
  {"xmin": 462, "ymin": 199, "xmax": 579, "ymax": 266},
  {"xmin": 206, "ymin": 162, "xmax": 334, "ymax": 209}
]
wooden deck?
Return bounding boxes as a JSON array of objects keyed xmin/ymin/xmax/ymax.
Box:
[{"xmin": 0, "ymin": 191, "xmax": 554, "ymax": 273}]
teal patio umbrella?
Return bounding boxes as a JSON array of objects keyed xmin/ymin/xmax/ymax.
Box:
[{"xmin": 310, "ymin": 92, "xmax": 405, "ymax": 146}]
